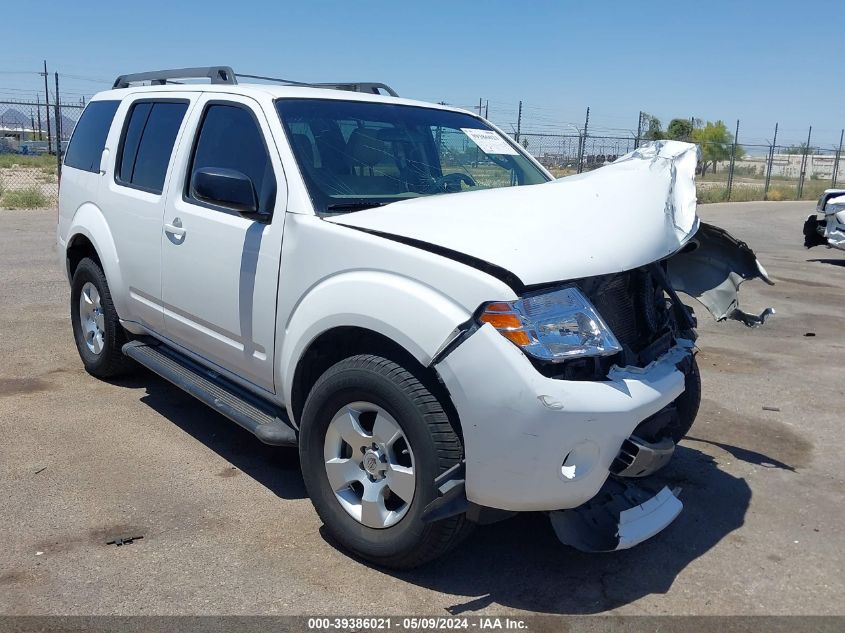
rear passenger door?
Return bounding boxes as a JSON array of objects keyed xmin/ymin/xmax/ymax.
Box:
[
  {"xmin": 103, "ymin": 94, "xmax": 193, "ymax": 332},
  {"xmin": 159, "ymin": 94, "xmax": 286, "ymax": 393}
]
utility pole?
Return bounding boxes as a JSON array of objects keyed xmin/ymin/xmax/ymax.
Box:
[
  {"xmin": 577, "ymin": 106, "xmax": 590, "ymax": 174},
  {"xmin": 477, "ymin": 97, "xmax": 483, "ymax": 117},
  {"xmin": 797, "ymin": 125, "xmax": 812, "ymax": 199},
  {"xmin": 484, "ymin": 100, "xmax": 488, "ymax": 119},
  {"xmin": 42, "ymin": 60, "xmax": 52, "ymax": 154},
  {"xmin": 54, "ymin": 72, "xmax": 62, "ymax": 179},
  {"xmin": 764, "ymin": 122, "xmax": 778, "ymax": 200},
  {"xmin": 726, "ymin": 119, "xmax": 740, "ymax": 200},
  {"xmin": 36, "ymin": 94, "xmax": 43, "ymax": 140},
  {"xmin": 832, "ymin": 129, "xmax": 843, "ymax": 188},
  {"xmin": 516, "ymin": 100, "xmax": 522, "ymax": 143}
]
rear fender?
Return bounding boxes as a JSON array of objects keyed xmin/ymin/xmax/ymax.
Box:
[
  {"xmin": 667, "ymin": 222, "xmax": 774, "ymax": 327},
  {"xmin": 65, "ymin": 203, "xmax": 128, "ymax": 318}
]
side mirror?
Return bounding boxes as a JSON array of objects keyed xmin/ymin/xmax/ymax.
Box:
[{"xmin": 192, "ymin": 167, "xmax": 269, "ymax": 220}]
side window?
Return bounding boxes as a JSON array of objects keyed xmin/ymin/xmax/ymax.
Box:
[
  {"xmin": 117, "ymin": 101, "xmax": 188, "ymax": 194},
  {"xmin": 188, "ymin": 103, "xmax": 275, "ymax": 213},
  {"xmin": 64, "ymin": 100, "xmax": 120, "ymax": 173}
]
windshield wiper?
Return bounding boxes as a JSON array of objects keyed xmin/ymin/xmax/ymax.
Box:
[{"xmin": 325, "ymin": 201, "xmax": 387, "ymax": 213}]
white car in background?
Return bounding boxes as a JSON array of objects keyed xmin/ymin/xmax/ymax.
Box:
[
  {"xmin": 805, "ymin": 189, "xmax": 845, "ymax": 250},
  {"xmin": 56, "ymin": 66, "xmax": 773, "ymax": 568}
]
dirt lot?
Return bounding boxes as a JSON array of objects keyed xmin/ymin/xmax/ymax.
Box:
[{"xmin": 1, "ymin": 201, "xmax": 843, "ymax": 616}]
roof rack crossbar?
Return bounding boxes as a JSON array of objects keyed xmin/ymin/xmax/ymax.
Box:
[
  {"xmin": 112, "ymin": 67, "xmax": 398, "ymax": 97},
  {"xmin": 113, "ymin": 66, "xmax": 236, "ymax": 89}
]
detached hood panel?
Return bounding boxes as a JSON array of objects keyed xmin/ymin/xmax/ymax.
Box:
[{"xmin": 328, "ymin": 140, "xmax": 700, "ymax": 286}]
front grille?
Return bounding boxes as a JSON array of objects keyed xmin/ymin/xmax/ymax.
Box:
[
  {"xmin": 581, "ymin": 269, "xmax": 670, "ymax": 353},
  {"xmin": 589, "ymin": 274, "xmax": 639, "ymax": 347}
]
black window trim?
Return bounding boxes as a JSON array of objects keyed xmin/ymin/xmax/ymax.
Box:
[
  {"xmin": 182, "ymin": 99, "xmax": 278, "ymax": 220},
  {"xmin": 63, "ymin": 99, "xmax": 121, "ymax": 174},
  {"xmin": 114, "ymin": 97, "xmax": 190, "ymax": 196}
]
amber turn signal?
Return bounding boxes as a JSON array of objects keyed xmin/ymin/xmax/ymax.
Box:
[{"xmin": 479, "ymin": 312, "xmax": 522, "ymax": 330}]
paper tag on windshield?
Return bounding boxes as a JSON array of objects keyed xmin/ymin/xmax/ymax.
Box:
[{"xmin": 461, "ymin": 128, "xmax": 519, "ymax": 155}]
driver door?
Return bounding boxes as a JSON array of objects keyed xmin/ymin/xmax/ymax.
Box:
[{"xmin": 160, "ymin": 94, "xmax": 286, "ymax": 393}]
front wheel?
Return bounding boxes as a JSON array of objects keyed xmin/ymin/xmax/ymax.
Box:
[{"xmin": 299, "ymin": 354, "xmax": 469, "ymax": 569}]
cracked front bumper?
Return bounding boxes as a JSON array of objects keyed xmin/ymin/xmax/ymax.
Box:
[
  {"xmin": 435, "ymin": 323, "xmax": 690, "ymax": 512},
  {"xmin": 549, "ymin": 480, "xmax": 683, "ymax": 551}
]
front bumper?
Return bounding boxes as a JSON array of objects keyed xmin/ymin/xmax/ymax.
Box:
[{"xmin": 435, "ymin": 324, "xmax": 690, "ymax": 511}]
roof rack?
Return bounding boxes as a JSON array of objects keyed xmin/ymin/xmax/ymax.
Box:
[
  {"xmin": 112, "ymin": 66, "xmax": 399, "ymax": 97},
  {"xmin": 113, "ymin": 66, "xmax": 236, "ymax": 89}
]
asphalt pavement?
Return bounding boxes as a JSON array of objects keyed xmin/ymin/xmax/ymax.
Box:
[{"xmin": 1, "ymin": 201, "xmax": 843, "ymax": 615}]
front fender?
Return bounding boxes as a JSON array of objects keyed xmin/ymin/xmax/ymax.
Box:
[
  {"xmin": 667, "ymin": 222, "xmax": 774, "ymax": 327},
  {"xmin": 280, "ymin": 270, "xmax": 471, "ymax": 408},
  {"xmin": 66, "ymin": 203, "xmax": 128, "ymax": 318}
]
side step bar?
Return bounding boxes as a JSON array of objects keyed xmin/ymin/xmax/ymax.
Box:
[{"xmin": 122, "ymin": 340, "xmax": 297, "ymax": 446}]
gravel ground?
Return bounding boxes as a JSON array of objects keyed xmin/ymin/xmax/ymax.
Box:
[{"xmin": 1, "ymin": 201, "xmax": 843, "ymax": 616}]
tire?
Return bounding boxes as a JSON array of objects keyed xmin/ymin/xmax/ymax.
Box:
[
  {"xmin": 669, "ymin": 356, "xmax": 701, "ymax": 444},
  {"xmin": 70, "ymin": 257, "xmax": 133, "ymax": 378},
  {"xmin": 299, "ymin": 354, "xmax": 470, "ymax": 569}
]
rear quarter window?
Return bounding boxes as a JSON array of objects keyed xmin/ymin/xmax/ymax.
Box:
[
  {"xmin": 116, "ymin": 101, "xmax": 189, "ymax": 194},
  {"xmin": 64, "ymin": 100, "xmax": 120, "ymax": 173}
]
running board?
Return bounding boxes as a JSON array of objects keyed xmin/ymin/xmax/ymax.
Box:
[{"xmin": 122, "ymin": 340, "xmax": 297, "ymax": 446}]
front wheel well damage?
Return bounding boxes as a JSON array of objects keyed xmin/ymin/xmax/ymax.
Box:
[{"xmin": 289, "ymin": 326, "xmax": 462, "ymax": 439}]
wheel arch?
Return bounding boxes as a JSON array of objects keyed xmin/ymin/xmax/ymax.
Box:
[
  {"xmin": 64, "ymin": 204, "xmax": 128, "ymax": 318},
  {"xmin": 279, "ymin": 269, "xmax": 472, "ymax": 420},
  {"xmin": 287, "ymin": 326, "xmax": 462, "ymax": 440},
  {"xmin": 66, "ymin": 233, "xmax": 102, "ymax": 279}
]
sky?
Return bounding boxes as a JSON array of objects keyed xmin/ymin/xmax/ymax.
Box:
[{"xmin": 2, "ymin": 0, "xmax": 843, "ymax": 147}]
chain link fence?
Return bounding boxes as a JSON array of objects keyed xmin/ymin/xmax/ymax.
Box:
[
  {"xmin": 2, "ymin": 87, "xmax": 843, "ymax": 209},
  {"xmin": 0, "ymin": 100, "xmax": 83, "ymax": 209},
  {"xmin": 509, "ymin": 131, "xmax": 843, "ymax": 203}
]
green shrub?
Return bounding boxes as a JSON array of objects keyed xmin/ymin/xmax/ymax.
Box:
[
  {"xmin": 0, "ymin": 154, "xmax": 55, "ymax": 169},
  {"xmin": 1, "ymin": 186, "xmax": 48, "ymax": 209},
  {"xmin": 697, "ymin": 187, "xmax": 728, "ymax": 203},
  {"xmin": 766, "ymin": 188, "xmax": 791, "ymax": 201}
]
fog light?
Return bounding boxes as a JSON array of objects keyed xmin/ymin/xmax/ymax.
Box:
[{"xmin": 560, "ymin": 440, "xmax": 599, "ymax": 482}]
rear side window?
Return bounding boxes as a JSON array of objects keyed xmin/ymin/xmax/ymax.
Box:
[
  {"xmin": 188, "ymin": 103, "xmax": 275, "ymax": 213},
  {"xmin": 117, "ymin": 101, "xmax": 189, "ymax": 194},
  {"xmin": 64, "ymin": 100, "xmax": 120, "ymax": 173}
]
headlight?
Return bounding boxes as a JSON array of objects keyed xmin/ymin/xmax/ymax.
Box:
[{"xmin": 478, "ymin": 287, "xmax": 622, "ymax": 362}]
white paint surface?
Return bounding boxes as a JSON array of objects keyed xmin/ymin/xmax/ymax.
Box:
[{"xmin": 330, "ymin": 141, "xmax": 700, "ymax": 285}]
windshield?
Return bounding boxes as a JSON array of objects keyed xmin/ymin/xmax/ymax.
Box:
[{"xmin": 275, "ymin": 99, "xmax": 549, "ymax": 214}]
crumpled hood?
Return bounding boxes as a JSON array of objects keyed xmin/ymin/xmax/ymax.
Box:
[{"xmin": 328, "ymin": 140, "xmax": 700, "ymax": 286}]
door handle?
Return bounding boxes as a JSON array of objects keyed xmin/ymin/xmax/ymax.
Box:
[{"xmin": 164, "ymin": 218, "xmax": 186, "ymax": 238}]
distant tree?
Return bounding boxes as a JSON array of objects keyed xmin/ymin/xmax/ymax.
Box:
[
  {"xmin": 692, "ymin": 120, "xmax": 743, "ymax": 177},
  {"xmin": 522, "ymin": 138, "xmax": 530, "ymax": 149},
  {"xmin": 641, "ymin": 112, "xmax": 663, "ymax": 141},
  {"xmin": 784, "ymin": 143, "xmax": 813, "ymax": 155},
  {"xmin": 666, "ymin": 118, "xmax": 694, "ymax": 141}
]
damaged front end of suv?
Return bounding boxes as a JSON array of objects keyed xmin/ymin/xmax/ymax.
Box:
[{"xmin": 333, "ymin": 140, "xmax": 773, "ymax": 553}]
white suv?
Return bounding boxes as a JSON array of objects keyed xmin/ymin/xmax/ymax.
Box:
[{"xmin": 57, "ymin": 67, "xmax": 773, "ymax": 568}]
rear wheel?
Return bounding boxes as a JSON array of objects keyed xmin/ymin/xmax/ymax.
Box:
[
  {"xmin": 299, "ymin": 354, "xmax": 469, "ymax": 569},
  {"xmin": 70, "ymin": 258, "xmax": 132, "ymax": 378}
]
